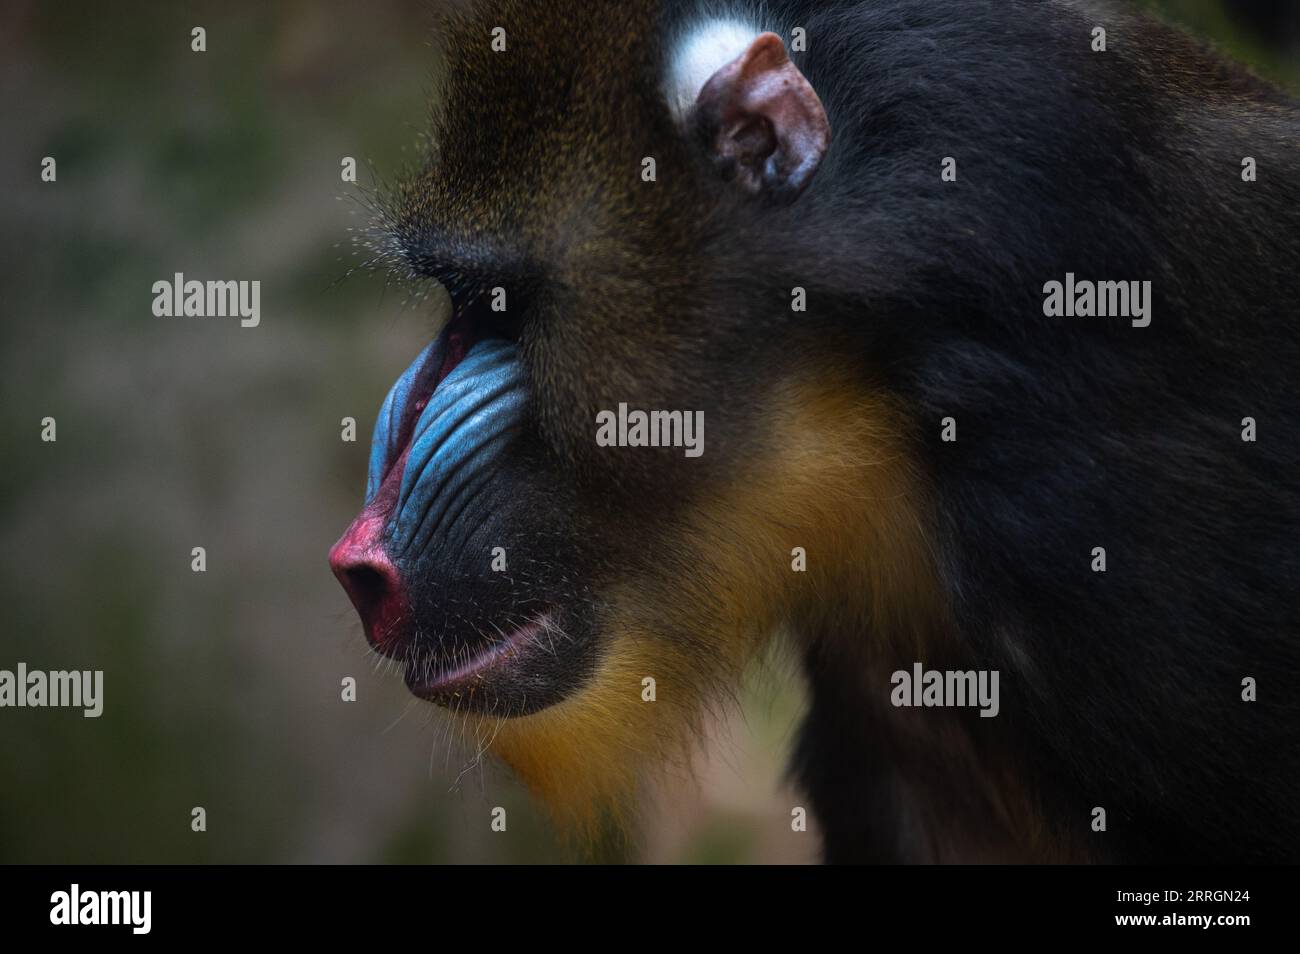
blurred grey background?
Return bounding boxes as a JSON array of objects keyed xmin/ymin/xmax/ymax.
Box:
[{"xmin": 0, "ymin": 1, "xmax": 1294, "ymax": 864}]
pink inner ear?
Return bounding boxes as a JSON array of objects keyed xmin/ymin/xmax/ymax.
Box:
[{"xmin": 695, "ymin": 31, "xmax": 830, "ymax": 199}]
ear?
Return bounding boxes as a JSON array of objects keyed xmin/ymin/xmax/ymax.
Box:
[{"xmin": 691, "ymin": 32, "xmax": 830, "ymax": 202}]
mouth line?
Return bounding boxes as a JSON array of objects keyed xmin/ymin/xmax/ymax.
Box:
[{"xmin": 403, "ymin": 610, "xmax": 554, "ymax": 700}]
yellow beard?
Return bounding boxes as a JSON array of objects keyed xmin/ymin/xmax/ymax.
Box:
[{"xmin": 456, "ymin": 364, "xmax": 945, "ymax": 843}]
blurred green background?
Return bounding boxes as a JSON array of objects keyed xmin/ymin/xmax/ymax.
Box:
[{"xmin": 0, "ymin": 1, "xmax": 1294, "ymax": 864}]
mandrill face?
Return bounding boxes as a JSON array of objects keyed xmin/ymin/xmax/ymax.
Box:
[
  {"xmin": 327, "ymin": 0, "xmax": 928, "ymax": 823},
  {"xmin": 330, "ymin": 301, "xmax": 609, "ymax": 718}
]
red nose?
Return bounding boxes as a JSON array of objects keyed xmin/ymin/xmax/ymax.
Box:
[{"xmin": 329, "ymin": 504, "xmax": 410, "ymax": 658}]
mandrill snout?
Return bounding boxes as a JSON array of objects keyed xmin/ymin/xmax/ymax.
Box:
[{"xmin": 329, "ymin": 501, "xmax": 411, "ymax": 658}]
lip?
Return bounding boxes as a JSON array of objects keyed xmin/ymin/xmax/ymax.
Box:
[{"xmin": 403, "ymin": 610, "xmax": 553, "ymax": 701}]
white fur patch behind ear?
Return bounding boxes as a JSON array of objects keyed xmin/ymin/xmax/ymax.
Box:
[{"xmin": 665, "ymin": 18, "xmax": 761, "ymax": 121}]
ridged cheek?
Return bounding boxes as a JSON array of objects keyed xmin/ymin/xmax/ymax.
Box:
[
  {"xmin": 366, "ymin": 339, "xmax": 440, "ymax": 505},
  {"xmin": 387, "ymin": 340, "xmax": 528, "ymax": 558}
]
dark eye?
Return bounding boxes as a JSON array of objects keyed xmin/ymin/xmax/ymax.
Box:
[
  {"xmin": 464, "ymin": 284, "xmax": 526, "ymax": 343},
  {"xmin": 403, "ymin": 234, "xmax": 538, "ymax": 358}
]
